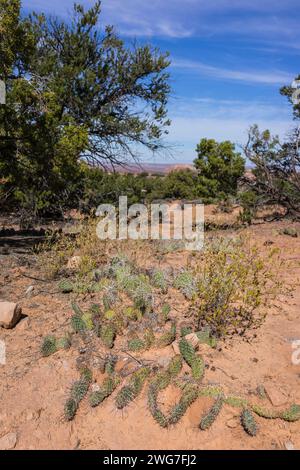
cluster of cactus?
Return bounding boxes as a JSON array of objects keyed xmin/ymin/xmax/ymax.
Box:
[
  {"xmin": 103, "ymin": 284, "xmax": 118, "ymax": 311},
  {"xmin": 105, "ymin": 354, "xmax": 118, "ymax": 375},
  {"xmin": 160, "ymin": 303, "xmax": 171, "ymax": 324},
  {"xmin": 41, "ymin": 335, "xmax": 58, "ymax": 357},
  {"xmin": 147, "ymin": 356, "xmax": 184, "ymax": 428},
  {"xmin": 168, "ymin": 384, "xmax": 199, "ymax": 425},
  {"xmin": 156, "ymin": 322, "xmax": 176, "ymax": 348},
  {"xmin": 89, "ymin": 375, "xmax": 120, "ymax": 408},
  {"xmin": 128, "ymin": 329, "xmax": 155, "ymax": 352},
  {"xmin": 150, "ymin": 269, "xmax": 168, "ymax": 294},
  {"xmin": 115, "ymin": 367, "xmax": 150, "ymax": 409},
  {"xmin": 180, "ymin": 325, "xmax": 193, "ymax": 337},
  {"xmin": 196, "ymin": 328, "xmax": 217, "ymax": 348},
  {"xmin": 70, "ymin": 301, "xmax": 88, "ymax": 333},
  {"xmin": 199, "ymin": 395, "xmax": 224, "ymax": 430},
  {"xmin": 123, "ymin": 307, "xmax": 142, "ymax": 322},
  {"xmin": 100, "ymin": 323, "xmax": 116, "ymax": 349},
  {"xmin": 241, "ymin": 409, "xmax": 258, "ymax": 436},
  {"xmin": 179, "ymin": 338, "xmax": 204, "ymax": 381},
  {"xmin": 64, "ymin": 368, "xmax": 92, "ymax": 421},
  {"xmin": 41, "ymin": 334, "xmax": 71, "ymax": 357},
  {"xmin": 173, "ymin": 271, "xmax": 197, "ymax": 300},
  {"xmin": 58, "ymin": 279, "xmax": 74, "ymax": 294},
  {"xmin": 148, "ymin": 357, "xmax": 199, "ymax": 428}
]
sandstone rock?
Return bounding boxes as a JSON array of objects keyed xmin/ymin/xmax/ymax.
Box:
[
  {"xmin": 185, "ymin": 333, "xmax": 200, "ymax": 349},
  {"xmin": 226, "ymin": 418, "xmax": 239, "ymax": 429},
  {"xmin": 25, "ymin": 286, "xmax": 34, "ymax": 298},
  {"xmin": 0, "ymin": 432, "xmax": 17, "ymax": 450},
  {"xmin": 0, "ymin": 302, "xmax": 22, "ymax": 329},
  {"xmin": 264, "ymin": 384, "xmax": 288, "ymax": 407},
  {"xmin": 66, "ymin": 256, "xmax": 82, "ymax": 270},
  {"xmin": 172, "ymin": 341, "xmax": 180, "ymax": 355},
  {"xmin": 284, "ymin": 440, "xmax": 295, "ymax": 451}
]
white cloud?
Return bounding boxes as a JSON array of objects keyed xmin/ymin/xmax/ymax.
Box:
[{"xmin": 171, "ymin": 58, "xmax": 293, "ymax": 85}]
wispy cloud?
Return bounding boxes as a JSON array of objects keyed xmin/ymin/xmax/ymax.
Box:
[{"xmin": 171, "ymin": 58, "xmax": 292, "ymax": 85}]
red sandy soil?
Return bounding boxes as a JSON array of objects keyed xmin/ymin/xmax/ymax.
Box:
[{"xmin": 0, "ymin": 217, "xmax": 300, "ymax": 450}]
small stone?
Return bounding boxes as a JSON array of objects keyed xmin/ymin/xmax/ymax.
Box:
[
  {"xmin": 25, "ymin": 286, "xmax": 34, "ymax": 298},
  {"xmin": 91, "ymin": 383, "xmax": 100, "ymax": 392},
  {"xmin": 0, "ymin": 302, "xmax": 22, "ymax": 329},
  {"xmin": 284, "ymin": 440, "xmax": 295, "ymax": 451},
  {"xmin": 172, "ymin": 341, "xmax": 180, "ymax": 355},
  {"xmin": 264, "ymin": 384, "xmax": 288, "ymax": 407},
  {"xmin": 185, "ymin": 333, "xmax": 200, "ymax": 349},
  {"xmin": 0, "ymin": 432, "xmax": 17, "ymax": 450},
  {"xmin": 157, "ymin": 355, "xmax": 173, "ymax": 368},
  {"xmin": 67, "ymin": 256, "xmax": 82, "ymax": 270},
  {"xmin": 17, "ymin": 316, "xmax": 30, "ymax": 331},
  {"xmin": 226, "ymin": 418, "xmax": 239, "ymax": 429}
]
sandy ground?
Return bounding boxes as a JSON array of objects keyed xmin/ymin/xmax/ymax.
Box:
[{"xmin": 0, "ymin": 216, "xmax": 300, "ymax": 450}]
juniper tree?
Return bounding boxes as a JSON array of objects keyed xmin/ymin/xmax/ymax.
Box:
[{"xmin": 0, "ymin": 1, "xmax": 171, "ymax": 219}]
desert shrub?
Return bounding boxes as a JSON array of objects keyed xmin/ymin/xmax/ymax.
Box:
[
  {"xmin": 194, "ymin": 238, "xmax": 281, "ymax": 337},
  {"xmin": 238, "ymin": 190, "xmax": 259, "ymax": 224},
  {"xmin": 173, "ymin": 270, "xmax": 197, "ymax": 300}
]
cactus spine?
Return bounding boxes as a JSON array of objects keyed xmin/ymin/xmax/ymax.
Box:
[
  {"xmin": 241, "ymin": 409, "xmax": 258, "ymax": 436},
  {"xmin": 200, "ymin": 395, "xmax": 224, "ymax": 430}
]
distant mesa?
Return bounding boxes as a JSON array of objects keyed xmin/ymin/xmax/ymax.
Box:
[{"xmin": 101, "ymin": 162, "xmax": 196, "ymax": 175}]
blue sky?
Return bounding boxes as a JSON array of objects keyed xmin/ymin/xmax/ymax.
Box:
[{"xmin": 22, "ymin": 0, "xmax": 300, "ymax": 163}]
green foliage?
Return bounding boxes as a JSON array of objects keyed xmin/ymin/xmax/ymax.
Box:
[
  {"xmin": 280, "ymin": 404, "xmax": 300, "ymax": 422},
  {"xmin": 282, "ymin": 227, "xmax": 298, "ymax": 238},
  {"xmin": 251, "ymin": 404, "xmax": 277, "ymax": 419},
  {"xmin": 115, "ymin": 367, "xmax": 150, "ymax": 409},
  {"xmin": 167, "ymin": 355, "xmax": 183, "ymax": 377},
  {"xmin": 71, "ymin": 315, "xmax": 86, "ymax": 333},
  {"xmin": 194, "ymin": 138, "xmax": 245, "ymax": 200},
  {"xmin": 89, "ymin": 375, "xmax": 120, "ymax": 408},
  {"xmin": 128, "ymin": 338, "xmax": 146, "ymax": 352},
  {"xmin": 150, "ymin": 269, "xmax": 168, "ymax": 293},
  {"xmin": 168, "ymin": 384, "xmax": 199, "ymax": 425},
  {"xmin": 71, "ymin": 301, "xmax": 84, "ymax": 317},
  {"xmin": 156, "ymin": 322, "xmax": 176, "ymax": 348},
  {"xmin": 243, "ymin": 125, "xmax": 300, "ymax": 216},
  {"xmin": 123, "ymin": 307, "xmax": 141, "ymax": 321},
  {"xmin": 148, "ymin": 384, "xmax": 169, "ymax": 428},
  {"xmin": 105, "ymin": 355, "xmax": 117, "ymax": 375},
  {"xmin": 238, "ymin": 190, "xmax": 259, "ymax": 225},
  {"xmin": 241, "ymin": 409, "xmax": 258, "ymax": 436},
  {"xmin": 173, "ymin": 271, "xmax": 197, "ymax": 300},
  {"xmin": 181, "ymin": 326, "xmax": 193, "ymax": 337},
  {"xmin": 57, "ymin": 335, "xmax": 72, "ymax": 351},
  {"xmin": 161, "ymin": 303, "xmax": 171, "ymax": 323},
  {"xmin": 199, "ymin": 396, "xmax": 224, "ymax": 430},
  {"xmin": 1, "ymin": 1, "xmax": 171, "ymax": 219},
  {"xmin": 195, "ymin": 238, "xmax": 279, "ymax": 338},
  {"xmin": 71, "ymin": 379, "xmax": 89, "ymax": 402},
  {"xmin": 179, "ymin": 338, "xmax": 196, "ymax": 367},
  {"xmin": 41, "ymin": 335, "xmax": 57, "ymax": 357},
  {"xmin": 64, "ymin": 398, "xmax": 78, "ymax": 421},
  {"xmin": 58, "ymin": 280, "xmax": 74, "ymax": 294},
  {"xmin": 224, "ymin": 396, "xmax": 248, "ymax": 408},
  {"xmin": 100, "ymin": 324, "xmax": 116, "ymax": 349},
  {"xmin": 179, "ymin": 338, "xmax": 204, "ymax": 381},
  {"xmin": 196, "ymin": 329, "xmax": 217, "ymax": 348}
]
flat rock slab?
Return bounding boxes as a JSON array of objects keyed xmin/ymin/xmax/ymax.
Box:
[
  {"xmin": 0, "ymin": 432, "xmax": 17, "ymax": 450},
  {"xmin": 264, "ymin": 384, "xmax": 288, "ymax": 407},
  {"xmin": 0, "ymin": 302, "xmax": 22, "ymax": 329}
]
